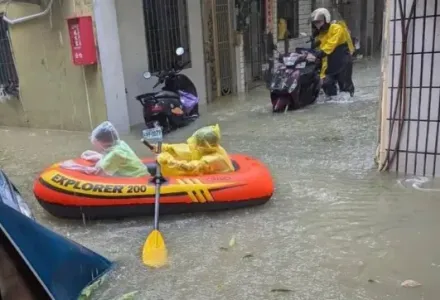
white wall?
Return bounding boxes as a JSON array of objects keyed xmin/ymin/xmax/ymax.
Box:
[
  {"xmin": 115, "ymin": 0, "xmax": 149, "ymax": 126},
  {"xmin": 380, "ymin": 0, "xmax": 440, "ymax": 176},
  {"xmin": 115, "ymin": 0, "xmax": 206, "ymax": 127},
  {"xmin": 93, "ymin": 0, "xmax": 130, "ymax": 133},
  {"xmin": 180, "ymin": 1, "xmax": 206, "ymax": 105}
]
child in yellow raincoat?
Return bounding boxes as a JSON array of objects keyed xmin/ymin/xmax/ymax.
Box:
[{"xmin": 150, "ymin": 124, "xmax": 234, "ymax": 176}]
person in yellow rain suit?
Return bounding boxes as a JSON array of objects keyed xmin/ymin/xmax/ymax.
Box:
[
  {"xmin": 148, "ymin": 124, "xmax": 234, "ymax": 176},
  {"xmin": 310, "ymin": 8, "xmax": 355, "ymax": 97},
  {"xmin": 278, "ymin": 18, "xmax": 289, "ymax": 40}
]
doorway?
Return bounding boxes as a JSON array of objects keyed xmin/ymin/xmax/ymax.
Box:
[{"xmin": 242, "ymin": 0, "xmax": 266, "ymax": 90}]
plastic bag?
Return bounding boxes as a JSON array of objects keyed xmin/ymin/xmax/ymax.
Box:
[
  {"xmin": 81, "ymin": 150, "xmax": 103, "ymax": 162},
  {"xmin": 178, "ymin": 90, "xmax": 199, "ymax": 114},
  {"xmin": 60, "ymin": 160, "xmax": 97, "ymax": 174},
  {"xmin": 90, "ymin": 121, "xmax": 120, "ymax": 151},
  {"xmin": 187, "ymin": 124, "xmax": 222, "ymax": 155}
]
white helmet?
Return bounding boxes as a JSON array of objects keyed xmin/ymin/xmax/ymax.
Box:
[{"xmin": 310, "ymin": 8, "xmax": 331, "ymax": 23}]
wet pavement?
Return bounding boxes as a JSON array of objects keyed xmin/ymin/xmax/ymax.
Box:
[{"xmin": 1, "ymin": 58, "xmax": 440, "ymax": 299}]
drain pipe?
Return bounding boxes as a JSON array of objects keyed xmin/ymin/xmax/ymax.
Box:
[{"xmin": 2, "ymin": 0, "xmax": 54, "ymax": 25}]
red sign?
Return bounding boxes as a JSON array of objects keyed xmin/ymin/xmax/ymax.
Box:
[
  {"xmin": 67, "ymin": 16, "xmax": 97, "ymax": 65},
  {"xmin": 266, "ymin": 0, "xmax": 273, "ymax": 32}
]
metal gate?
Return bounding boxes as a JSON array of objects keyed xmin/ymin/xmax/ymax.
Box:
[
  {"xmin": 202, "ymin": 0, "xmax": 235, "ymax": 102},
  {"xmin": 242, "ymin": 0, "xmax": 266, "ymax": 90},
  {"xmin": 378, "ymin": 0, "xmax": 440, "ymax": 176}
]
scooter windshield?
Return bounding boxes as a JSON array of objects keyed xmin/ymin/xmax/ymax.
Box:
[
  {"xmin": 270, "ymin": 68, "xmax": 295, "ymax": 91},
  {"xmin": 282, "ymin": 54, "xmax": 300, "ymax": 66}
]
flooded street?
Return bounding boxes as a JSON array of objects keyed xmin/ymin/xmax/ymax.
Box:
[{"xmin": 2, "ymin": 58, "xmax": 440, "ymax": 300}]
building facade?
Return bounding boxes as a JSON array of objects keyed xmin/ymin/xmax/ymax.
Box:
[
  {"xmin": 1, "ymin": 0, "xmax": 381, "ymax": 134},
  {"xmin": 233, "ymin": 0, "xmax": 313, "ymax": 93},
  {"xmin": 0, "ymin": 0, "xmax": 107, "ymax": 131},
  {"xmin": 377, "ymin": 0, "xmax": 440, "ymax": 176}
]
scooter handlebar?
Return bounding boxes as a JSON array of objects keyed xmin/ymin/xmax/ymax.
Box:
[
  {"xmin": 149, "ymin": 60, "xmax": 191, "ymax": 88},
  {"xmin": 173, "ymin": 60, "xmax": 191, "ymax": 73},
  {"xmin": 181, "ymin": 60, "xmax": 191, "ymax": 68}
]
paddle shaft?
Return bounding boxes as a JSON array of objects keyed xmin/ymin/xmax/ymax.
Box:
[
  {"xmin": 142, "ymin": 139, "xmax": 154, "ymax": 151},
  {"xmin": 153, "ymin": 142, "xmax": 162, "ymax": 230}
]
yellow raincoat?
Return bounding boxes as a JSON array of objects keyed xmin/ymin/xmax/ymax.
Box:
[
  {"xmin": 157, "ymin": 124, "xmax": 234, "ymax": 176},
  {"xmin": 278, "ymin": 18, "xmax": 289, "ymax": 40},
  {"xmin": 316, "ymin": 21, "xmax": 354, "ymax": 78}
]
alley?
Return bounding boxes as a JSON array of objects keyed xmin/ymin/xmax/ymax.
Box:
[{"xmin": 1, "ymin": 59, "xmax": 440, "ymax": 300}]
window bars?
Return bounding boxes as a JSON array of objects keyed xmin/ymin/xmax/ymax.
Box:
[
  {"xmin": 0, "ymin": 14, "xmax": 19, "ymax": 97},
  {"xmin": 143, "ymin": 0, "xmax": 191, "ymax": 73},
  {"xmin": 382, "ymin": 0, "xmax": 440, "ymax": 176}
]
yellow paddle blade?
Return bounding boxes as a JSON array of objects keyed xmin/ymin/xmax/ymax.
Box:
[{"xmin": 142, "ymin": 229, "xmax": 168, "ymax": 268}]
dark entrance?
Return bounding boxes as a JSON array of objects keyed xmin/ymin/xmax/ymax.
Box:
[{"xmin": 242, "ymin": 0, "xmax": 266, "ymax": 90}]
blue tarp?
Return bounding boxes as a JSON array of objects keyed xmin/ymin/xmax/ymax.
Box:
[{"xmin": 0, "ymin": 170, "xmax": 113, "ymax": 300}]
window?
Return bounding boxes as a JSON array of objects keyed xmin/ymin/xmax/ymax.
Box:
[
  {"xmin": 0, "ymin": 14, "xmax": 19, "ymax": 97},
  {"xmin": 143, "ymin": 0, "xmax": 191, "ymax": 73},
  {"xmin": 277, "ymin": 0, "xmax": 299, "ymax": 40}
]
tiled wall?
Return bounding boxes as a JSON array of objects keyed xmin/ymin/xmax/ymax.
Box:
[{"xmin": 383, "ymin": 0, "xmax": 440, "ymax": 176}]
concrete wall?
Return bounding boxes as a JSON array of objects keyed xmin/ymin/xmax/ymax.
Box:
[
  {"xmin": 378, "ymin": 0, "xmax": 440, "ymax": 176},
  {"xmin": 114, "ymin": 0, "xmax": 206, "ymax": 127},
  {"xmin": 93, "ymin": 0, "xmax": 129, "ymax": 133},
  {"xmin": 0, "ymin": 0, "xmax": 107, "ymax": 130}
]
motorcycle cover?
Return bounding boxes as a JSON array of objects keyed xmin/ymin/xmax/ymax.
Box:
[{"xmin": 0, "ymin": 169, "xmax": 113, "ymax": 300}]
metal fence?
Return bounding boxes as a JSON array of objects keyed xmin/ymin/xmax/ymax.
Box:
[
  {"xmin": 380, "ymin": 0, "xmax": 440, "ymax": 176},
  {"xmin": 0, "ymin": 14, "xmax": 18, "ymax": 94},
  {"xmin": 142, "ymin": 0, "xmax": 191, "ymax": 73},
  {"xmin": 213, "ymin": 0, "xmax": 234, "ymax": 96}
]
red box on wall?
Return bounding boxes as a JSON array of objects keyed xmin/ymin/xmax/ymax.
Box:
[{"xmin": 67, "ymin": 16, "xmax": 97, "ymax": 65}]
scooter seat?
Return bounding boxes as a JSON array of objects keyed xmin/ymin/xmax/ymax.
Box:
[
  {"xmin": 155, "ymin": 90, "xmax": 180, "ymax": 99},
  {"xmin": 136, "ymin": 92, "xmax": 156, "ymax": 101}
]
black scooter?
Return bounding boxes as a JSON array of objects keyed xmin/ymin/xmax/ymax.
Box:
[
  {"xmin": 269, "ymin": 35, "xmax": 321, "ymax": 112},
  {"xmin": 135, "ymin": 47, "xmax": 200, "ymax": 133}
]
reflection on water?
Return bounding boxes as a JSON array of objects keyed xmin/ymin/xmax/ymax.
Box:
[
  {"xmin": 398, "ymin": 176, "xmax": 440, "ymax": 192},
  {"xmin": 1, "ymin": 59, "xmax": 440, "ymax": 299}
]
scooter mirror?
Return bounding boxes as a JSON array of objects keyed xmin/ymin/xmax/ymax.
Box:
[
  {"xmin": 176, "ymin": 47, "xmax": 185, "ymax": 56},
  {"xmin": 300, "ymin": 32, "xmax": 308, "ymax": 37},
  {"xmin": 143, "ymin": 71, "xmax": 151, "ymax": 79}
]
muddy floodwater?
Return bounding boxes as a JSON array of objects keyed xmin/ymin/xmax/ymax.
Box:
[{"xmin": 1, "ymin": 59, "xmax": 440, "ymax": 300}]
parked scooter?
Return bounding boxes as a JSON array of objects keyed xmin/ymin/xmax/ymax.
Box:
[
  {"xmin": 269, "ymin": 36, "xmax": 321, "ymax": 113},
  {"xmin": 136, "ymin": 47, "xmax": 199, "ymax": 133}
]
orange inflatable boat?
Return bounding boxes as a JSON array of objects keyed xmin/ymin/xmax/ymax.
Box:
[{"xmin": 33, "ymin": 154, "xmax": 274, "ymax": 219}]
